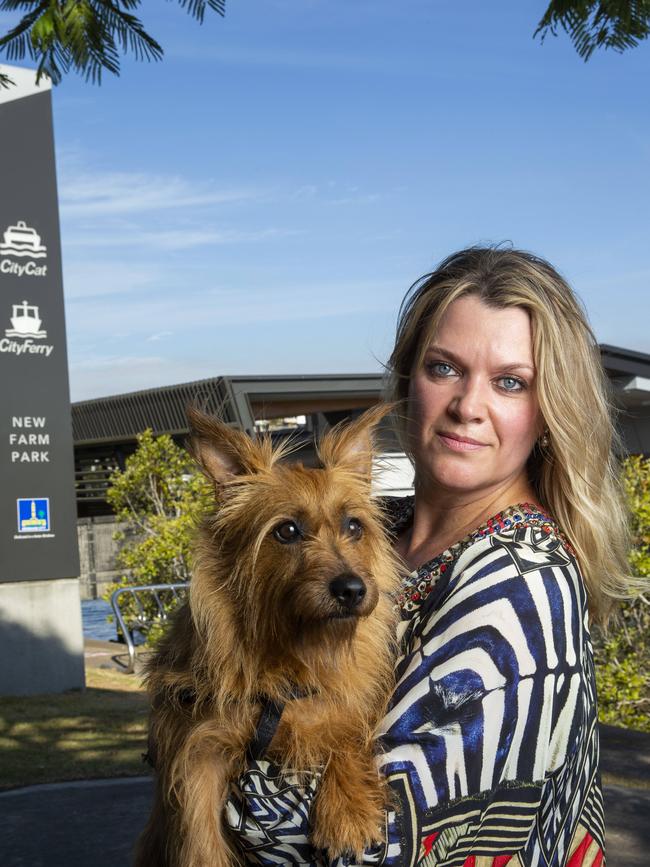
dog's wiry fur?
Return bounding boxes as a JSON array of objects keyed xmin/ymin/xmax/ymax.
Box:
[{"xmin": 134, "ymin": 405, "xmax": 401, "ymax": 867}]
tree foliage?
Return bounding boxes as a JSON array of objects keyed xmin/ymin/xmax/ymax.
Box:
[
  {"xmin": 536, "ymin": 1, "xmax": 650, "ymax": 60},
  {"xmin": 593, "ymin": 455, "xmax": 650, "ymax": 732},
  {"xmin": 0, "ymin": 0, "xmax": 224, "ymax": 84},
  {"xmin": 1, "ymin": 1, "xmax": 648, "ymax": 88},
  {"xmin": 104, "ymin": 428, "xmax": 212, "ymax": 637}
]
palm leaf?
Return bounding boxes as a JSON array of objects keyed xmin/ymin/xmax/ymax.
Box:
[
  {"xmin": 0, "ymin": 0, "xmax": 225, "ymax": 83},
  {"xmin": 173, "ymin": 0, "xmax": 224, "ymax": 25},
  {"xmin": 536, "ymin": 1, "xmax": 650, "ymax": 60}
]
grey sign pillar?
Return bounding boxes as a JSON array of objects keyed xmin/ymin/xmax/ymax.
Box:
[{"xmin": 0, "ymin": 64, "xmax": 83, "ymax": 695}]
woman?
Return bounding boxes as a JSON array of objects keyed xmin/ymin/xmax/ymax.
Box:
[{"xmin": 226, "ymin": 246, "xmax": 630, "ymax": 867}]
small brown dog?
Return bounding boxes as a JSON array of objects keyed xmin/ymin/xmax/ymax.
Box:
[{"xmin": 134, "ymin": 405, "xmax": 400, "ymax": 867}]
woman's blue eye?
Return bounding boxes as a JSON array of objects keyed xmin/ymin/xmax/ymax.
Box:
[
  {"xmin": 499, "ymin": 376, "xmax": 524, "ymax": 392},
  {"xmin": 428, "ymin": 361, "xmax": 455, "ymax": 377}
]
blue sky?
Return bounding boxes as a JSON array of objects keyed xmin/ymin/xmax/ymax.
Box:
[{"xmin": 5, "ymin": 0, "xmax": 649, "ymax": 400}]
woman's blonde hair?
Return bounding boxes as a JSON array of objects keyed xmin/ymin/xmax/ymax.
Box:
[{"xmin": 387, "ymin": 245, "xmax": 630, "ymax": 625}]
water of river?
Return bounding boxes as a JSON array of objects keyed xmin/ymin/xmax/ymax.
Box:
[{"xmin": 81, "ymin": 598, "xmax": 117, "ymax": 642}]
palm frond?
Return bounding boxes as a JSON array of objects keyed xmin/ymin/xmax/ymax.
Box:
[
  {"xmin": 0, "ymin": 5, "xmax": 46, "ymax": 60},
  {"xmin": 0, "ymin": 0, "xmax": 224, "ymax": 83},
  {"xmin": 97, "ymin": 0, "xmax": 163, "ymax": 62},
  {"xmin": 536, "ymin": 1, "xmax": 650, "ymax": 60},
  {"xmin": 173, "ymin": 0, "xmax": 224, "ymax": 24}
]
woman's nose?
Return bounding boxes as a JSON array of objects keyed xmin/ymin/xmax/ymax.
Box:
[{"xmin": 447, "ymin": 378, "xmax": 486, "ymax": 423}]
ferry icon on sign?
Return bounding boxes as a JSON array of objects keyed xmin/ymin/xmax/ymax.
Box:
[
  {"xmin": 0, "ymin": 221, "xmax": 47, "ymax": 258},
  {"xmin": 5, "ymin": 300, "xmax": 47, "ymax": 339}
]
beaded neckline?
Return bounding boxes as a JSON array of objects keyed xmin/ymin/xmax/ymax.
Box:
[{"xmin": 391, "ymin": 500, "xmax": 574, "ymax": 614}]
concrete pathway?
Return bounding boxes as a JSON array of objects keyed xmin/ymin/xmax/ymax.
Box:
[
  {"xmin": 1, "ymin": 726, "xmax": 648, "ymax": 866},
  {"xmin": 0, "ymin": 777, "xmax": 152, "ymax": 867},
  {"xmin": 84, "ymin": 637, "xmax": 131, "ymax": 671},
  {"xmin": 84, "ymin": 638, "xmax": 152, "ymax": 675}
]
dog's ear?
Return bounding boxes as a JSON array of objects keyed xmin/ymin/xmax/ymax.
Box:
[
  {"xmin": 318, "ymin": 402, "xmax": 394, "ymax": 479},
  {"xmin": 187, "ymin": 406, "xmax": 261, "ymax": 484}
]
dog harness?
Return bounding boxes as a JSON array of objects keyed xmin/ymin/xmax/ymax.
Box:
[{"xmin": 248, "ymin": 686, "xmax": 314, "ymax": 760}]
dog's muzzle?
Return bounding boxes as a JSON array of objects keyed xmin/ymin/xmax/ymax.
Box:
[{"xmin": 328, "ymin": 573, "xmax": 367, "ymax": 613}]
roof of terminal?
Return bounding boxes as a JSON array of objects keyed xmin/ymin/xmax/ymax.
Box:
[
  {"xmin": 71, "ymin": 374, "xmax": 384, "ymax": 445},
  {"xmin": 72, "ymin": 347, "xmax": 650, "ymax": 446}
]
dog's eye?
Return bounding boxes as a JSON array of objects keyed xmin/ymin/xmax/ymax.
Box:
[
  {"xmin": 273, "ymin": 521, "xmax": 302, "ymax": 544},
  {"xmin": 347, "ymin": 518, "xmax": 363, "ymax": 539}
]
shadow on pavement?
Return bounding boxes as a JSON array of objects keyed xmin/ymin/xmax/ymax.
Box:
[
  {"xmin": 1, "ymin": 724, "xmax": 649, "ymax": 866},
  {"xmin": 0, "ymin": 777, "xmax": 153, "ymax": 867}
]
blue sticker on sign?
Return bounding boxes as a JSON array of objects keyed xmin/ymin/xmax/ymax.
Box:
[{"xmin": 17, "ymin": 498, "xmax": 50, "ymax": 533}]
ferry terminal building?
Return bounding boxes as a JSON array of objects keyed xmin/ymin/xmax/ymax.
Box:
[{"xmin": 71, "ymin": 344, "xmax": 650, "ymax": 598}]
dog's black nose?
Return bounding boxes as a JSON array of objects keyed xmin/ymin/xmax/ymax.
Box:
[{"xmin": 329, "ymin": 574, "xmax": 367, "ymax": 610}]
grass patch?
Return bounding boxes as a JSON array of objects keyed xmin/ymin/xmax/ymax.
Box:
[
  {"xmin": 5, "ymin": 665, "xmax": 650, "ymax": 794},
  {"xmin": 0, "ymin": 668, "xmax": 150, "ymax": 790},
  {"xmin": 602, "ymin": 771, "xmax": 650, "ymax": 791}
]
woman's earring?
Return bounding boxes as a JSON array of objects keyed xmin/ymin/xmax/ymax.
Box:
[{"xmin": 539, "ymin": 428, "xmax": 550, "ymax": 450}]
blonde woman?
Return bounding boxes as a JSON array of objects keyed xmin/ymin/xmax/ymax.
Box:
[{"xmin": 225, "ymin": 246, "xmax": 629, "ymax": 867}]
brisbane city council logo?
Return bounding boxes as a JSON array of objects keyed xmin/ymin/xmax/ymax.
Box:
[{"xmin": 0, "ymin": 221, "xmax": 54, "ymax": 358}]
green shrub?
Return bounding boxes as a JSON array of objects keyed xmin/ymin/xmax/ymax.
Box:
[
  {"xmin": 103, "ymin": 429, "xmax": 211, "ymax": 643},
  {"xmin": 593, "ymin": 455, "xmax": 650, "ymax": 732}
]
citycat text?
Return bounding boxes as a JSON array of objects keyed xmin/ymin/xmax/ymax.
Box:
[
  {"xmin": 0, "ymin": 337, "xmax": 53, "ymax": 356},
  {"xmin": 0, "ymin": 259, "xmax": 48, "ymax": 277}
]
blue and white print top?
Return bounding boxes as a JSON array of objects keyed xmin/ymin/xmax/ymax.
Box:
[{"xmin": 225, "ymin": 499, "xmax": 605, "ymax": 867}]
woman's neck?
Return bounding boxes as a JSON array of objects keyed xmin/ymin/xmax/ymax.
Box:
[{"xmin": 396, "ymin": 474, "xmax": 538, "ymax": 573}]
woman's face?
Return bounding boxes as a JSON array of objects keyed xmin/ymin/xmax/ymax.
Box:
[{"xmin": 407, "ymin": 294, "xmax": 542, "ymax": 501}]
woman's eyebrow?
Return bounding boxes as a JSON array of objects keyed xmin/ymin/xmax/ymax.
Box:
[
  {"xmin": 499, "ymin": 363, "xmax": 536, "ymax": 373},
  {"xmin": 425, "ymin": 345, "xmax": 535, "ymax": 372},
  {"xmin": 424, "ymin": 345, "xmax": 464, "ymax": 365}
]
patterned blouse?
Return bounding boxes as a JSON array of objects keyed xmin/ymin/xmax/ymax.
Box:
[{"xmin": 225, "ymin": 499, "xmax": 605, "ymax": 867}]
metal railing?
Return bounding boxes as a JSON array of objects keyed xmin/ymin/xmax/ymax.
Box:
[{"xmin": 110, "ymin": 582, "xmax": 189, "ymax": 673}]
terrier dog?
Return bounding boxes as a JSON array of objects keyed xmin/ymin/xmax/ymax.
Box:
[{"xmin": 134, "ymin": 405, "xmax": 400, "ymax": 867}]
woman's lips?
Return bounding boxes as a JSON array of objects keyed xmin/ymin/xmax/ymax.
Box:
[{"xmin": 436, "ymin": 432, "xmax": 487, "ymax": 451}]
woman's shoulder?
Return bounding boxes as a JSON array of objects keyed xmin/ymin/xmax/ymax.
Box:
[
  {"xmin": 433, "ymin": 507, "xmax": 588, "ymax": 656},
  {"xmin": 398, "ymin": 506, "xmax": 588, "ymax": 682},
  {"xmin": 456, "ymin": 504, "xmax": 578, "ymax": 575},
  {"xmin": 396, "ymin": 502, "xmax": 584, "ymax": 618},
  {"xmin": 448, "ymin": 504, "xmax": 583, "ymax": 601}
]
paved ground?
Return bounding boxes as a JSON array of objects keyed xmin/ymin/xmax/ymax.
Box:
[
  {"xmin": 83, "ymin": 638, "xmax": 152, "ymax": 675},
  {"xmin": 0, "ymin": 777, "xmax": 153, "ymax": 867},
  {"xmin": 1, "ymin": 655, "xmax": 648, "ymax": 867}
]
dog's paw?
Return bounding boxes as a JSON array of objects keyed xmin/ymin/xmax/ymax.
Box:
[{"xmin": 312, "ymin": 799, "xmax": 385, "ymax": 860}]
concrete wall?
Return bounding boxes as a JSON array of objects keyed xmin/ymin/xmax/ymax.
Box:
[
  {"xmin": 77, "ymin": 517, "xmax": 128, "ymax": 600},
  {"xmin": 0, "ymin": 578, "xmax": 85, "ymax": 696}
]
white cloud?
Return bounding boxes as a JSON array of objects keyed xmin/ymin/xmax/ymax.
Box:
[
  {"xmin": 62, "ymin": 260, "xmax": 164, "ymax": 299},
  {"xmin": 69, "ymin": 355, "xmax": 202, "ymax": 401},
  {"xmin": 59, "ymin": 172, "xmax": 263, "ymax": 218},
  {"xmin": 325, "ymin": 193, "xmax": 381, "ymax": 206},
  {"xmin": 65, "ymin": 279, "xmax": 399, "ymax": 345},
  {"xmin": 64, "ymin": 226, "xmax": 301, "ymax": 250}
]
